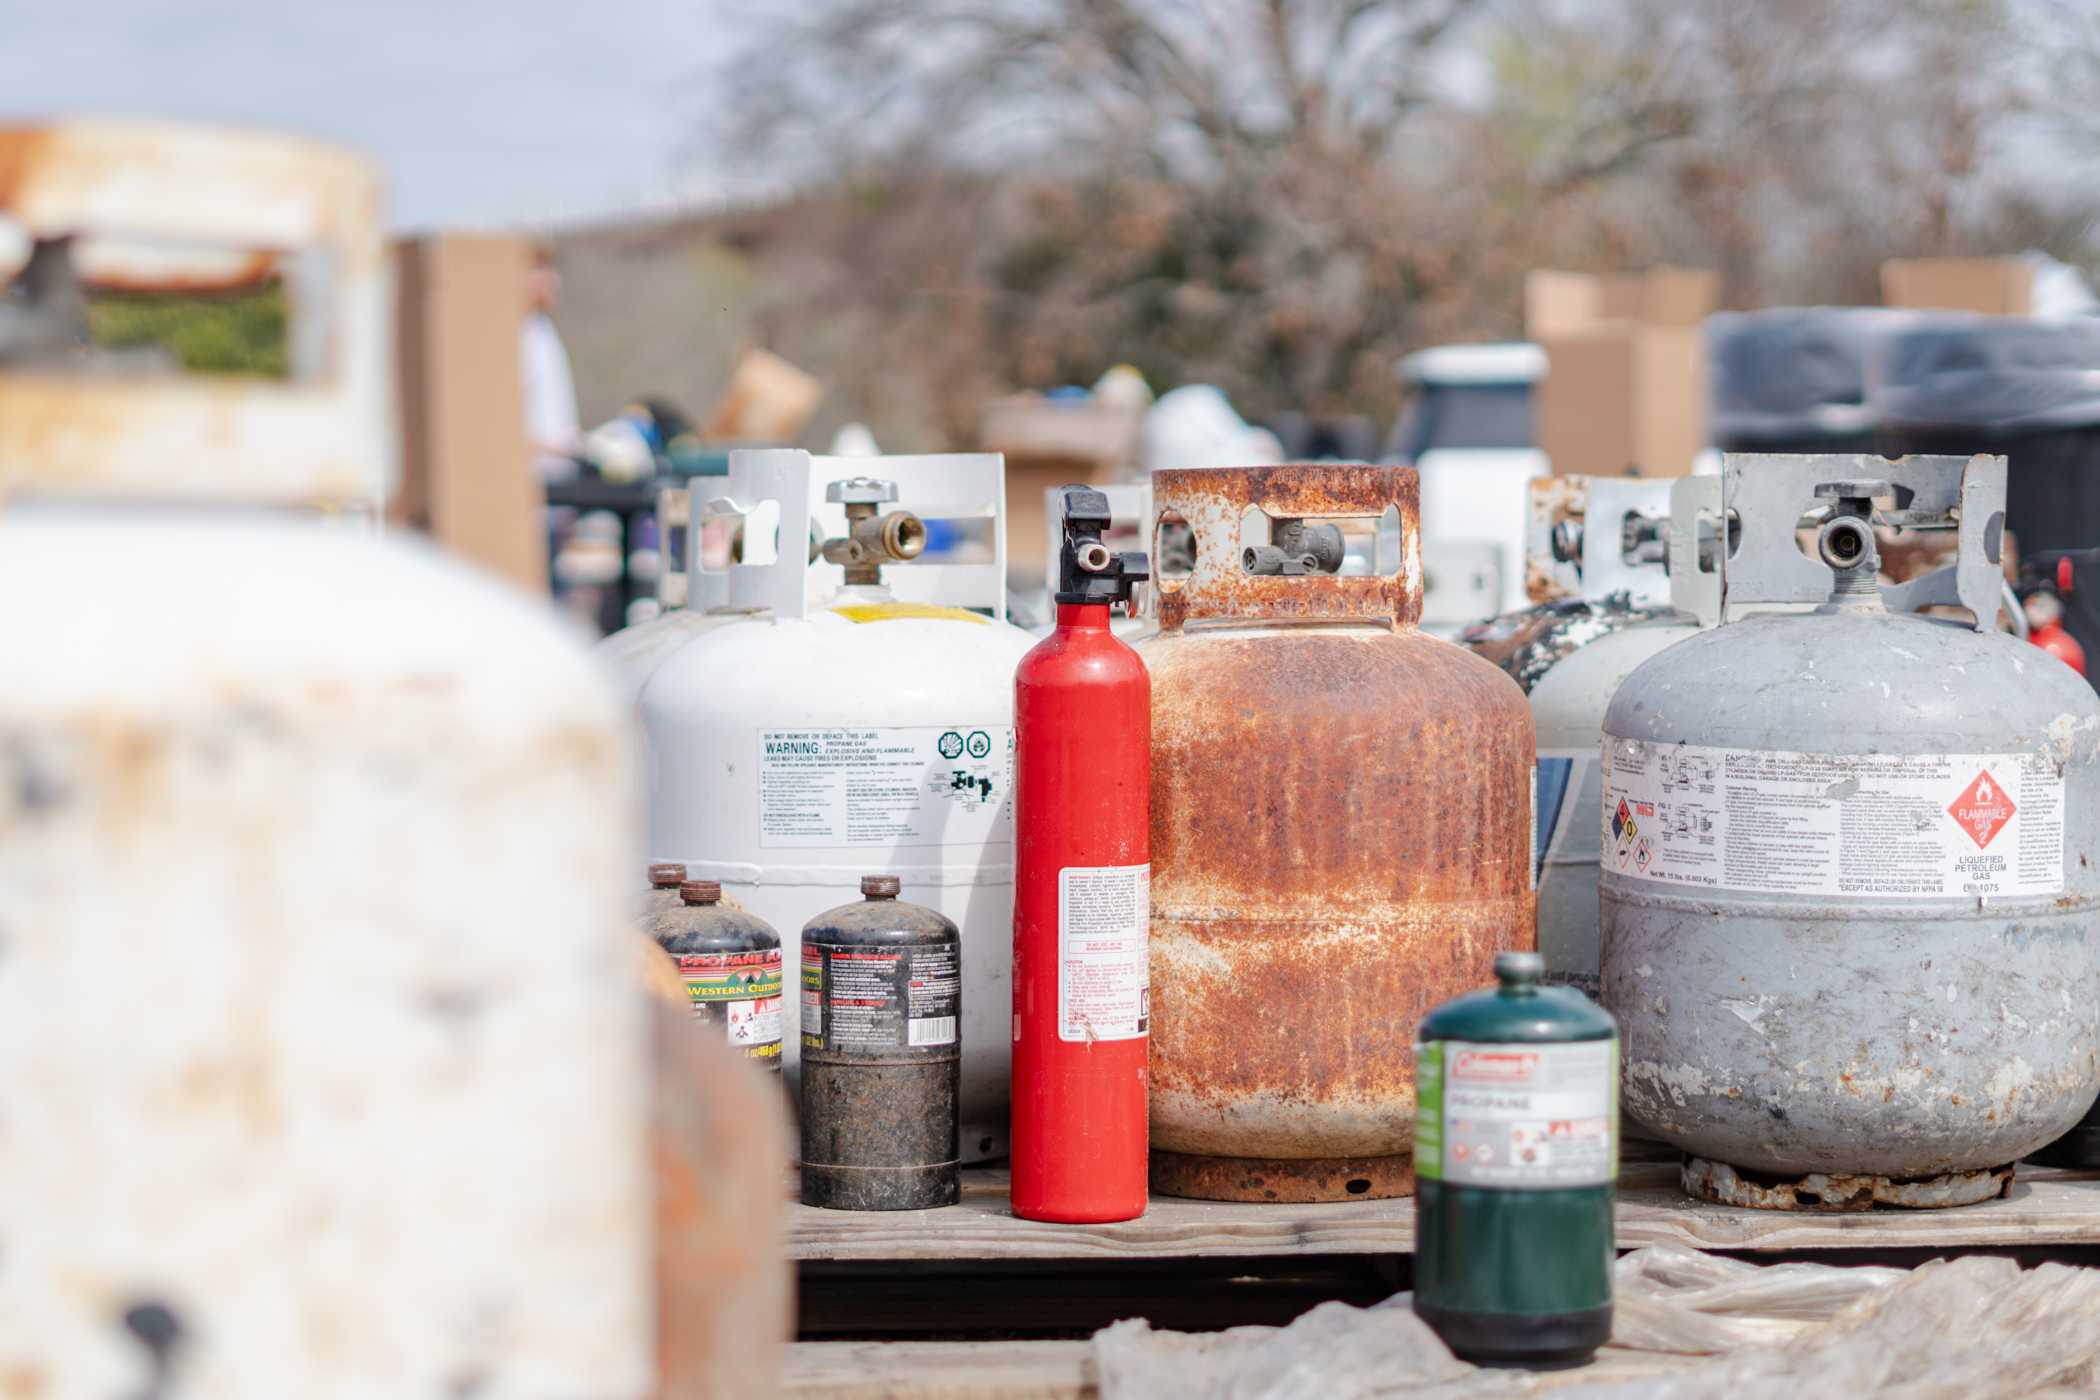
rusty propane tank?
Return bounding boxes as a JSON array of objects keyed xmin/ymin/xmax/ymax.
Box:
[{"xmin": 1136, "ymin": 464, "xmax": 1537, "ymax": 1202}]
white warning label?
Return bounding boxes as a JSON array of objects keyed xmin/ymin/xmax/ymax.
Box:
[
  {"xmin": 1058, "ymin": 864, "xmax": 1150, "ymax": 1043},
  {"xmin": 758, "ymin": 726, "xmax": 1013, "ymax": 849},
  {"xmin": 1601, "ymin": 739, "xmax": 2064, "ymax": 899}
]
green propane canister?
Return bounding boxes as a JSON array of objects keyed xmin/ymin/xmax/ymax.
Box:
[
  {"xmin": 799, "ymin": 875, "xmax": 962, "ymax": 1210},
  {"xmin": 1414, "ymin": 951, "xmax": 1617, "ymax": 1368},
  {"xmin": 644, "ymin": 880, "xmax": 785, "ymax": 1073}
]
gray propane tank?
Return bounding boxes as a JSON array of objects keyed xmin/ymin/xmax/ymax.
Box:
[
  {"xmin": 1465, "ymin": 477, "xmax": 1702, "ymax": 996},
  {"xmin": 1600, "ymin": 453, "xmax": 2100, "ymax": 1210}
]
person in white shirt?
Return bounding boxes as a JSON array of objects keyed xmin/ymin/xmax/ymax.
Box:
[{"xmin": 521, "ymin": 246, "xmax": 581, "ymax": 483}]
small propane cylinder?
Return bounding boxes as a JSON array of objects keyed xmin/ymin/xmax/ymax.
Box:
[
  {"xmin": 643, "ymin": 861, "xmax": 689, "ymax": 917},
  {"xmin": 635, "ymin": 450, "xmax": 1034, "ymax": 1162},
  {"xmin": 1137, "ymin": 464, "xmax": 1537, "ymax": 1202},
  {"xmin": 645, "ymin": 880, "xmax": 786, "ymax": 1072},
  {"xmin": 800, "ymin": 876, "xmax": 963, "ymax": 1210},
  {"xmin": 1602, "ymin": 453, "xmax": 2100, "ymax": 1210},
  {"xmin": 1012, "ymin": 486, "xmax": 1152, "ymax": 1223},
  {"xmin": 1414, "ymin": 952, "xmax": 1617, "ymax": 1367}
]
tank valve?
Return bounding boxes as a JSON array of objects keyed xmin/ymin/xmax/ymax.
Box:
[
  {"xmin": 1813, "ymin": 478, "xmax": 1886, "ymax": 594},
  {"xmin": 1243, "ymin": 517, "xmax": 1346, "ymax": 576},
  {"xmin": 822, "ymin": 477, "xmax": 926, "ymax": 585}
]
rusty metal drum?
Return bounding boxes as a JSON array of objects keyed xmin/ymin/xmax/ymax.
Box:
[{"xmin": 1137, "ymin": 464, "xmax": 1537, "ymax": 1202}]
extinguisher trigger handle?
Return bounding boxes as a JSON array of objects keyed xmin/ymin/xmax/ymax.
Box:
[{"xmin": 1056, "ymin": 484, "xmax": 1149, "ymax": 604}]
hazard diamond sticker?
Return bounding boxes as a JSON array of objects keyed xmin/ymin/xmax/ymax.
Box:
[{"xmin": 1949, "ymin": 769, "xmax": 2016, "ymax": 849}]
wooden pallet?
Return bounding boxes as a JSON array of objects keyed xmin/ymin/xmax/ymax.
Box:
[
  {"xmin": 791, "ymin": 1159, "xmax": 2100, "ymax": 1264},
  {"xmin": 782, "ymin": 1338, "xmax": 1709, "ymax": 1399}
]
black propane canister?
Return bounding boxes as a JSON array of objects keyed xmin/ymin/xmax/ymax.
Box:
[
  {"xmin": 644, "ymin": 880, "xmax": 784, "ymax": 1073},
  {"xmin": 800, "ymin": 875, "xmax": 962, "ymax": 1210},
  {"xmin": 1413, "ymin": 952, "xmax": 1617, "ymax": 1367},
  {"xmin": 641, "ymin": 862, "xmax": 687, "ymax": 918}
]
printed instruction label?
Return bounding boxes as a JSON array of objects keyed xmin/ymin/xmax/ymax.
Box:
[
  {"xmin": 1414, "ymin": 1040, "xmax": 1617, "ymax": 1188},
  {"xmin": 1602, "ymin": 739, "xmax": 2066, "ymax": 898},
  {"xmin": 759, "ymin": 726, "xmax": 1014, "ymax": 849},
  {"xmin": 1058, "ymin": 864, "xmax": 1150, "ymax": 1043},
  {"xmin": 801, "ymin": 942, "xmax": 961, "ymax": 1052}
]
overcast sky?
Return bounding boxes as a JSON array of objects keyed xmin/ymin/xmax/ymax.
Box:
[{"xmin": 0, "ymin": 0, "xmax": 728, "ymax": 230}]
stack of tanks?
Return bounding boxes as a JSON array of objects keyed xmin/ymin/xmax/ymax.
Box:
[
  {"xmin": 616, "ymin": 450, "xmax": 2100, "ymax": 1214},
  {"xmin": 602, "ymin": 449, "xmax": 1036, "ymax": 1161}
]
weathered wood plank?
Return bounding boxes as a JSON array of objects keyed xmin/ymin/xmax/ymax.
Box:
[
  {"xmin": 790, "ymin": 1163, "xmax": 2100, "ymax": 1262},
  {"xmin": 780, "ymin": 1339, "xmax": 1706, "ymax": 1398},
  {"xmin": 784, "ymin": 1340, "xmax": 1093, "ymax": 1399}
]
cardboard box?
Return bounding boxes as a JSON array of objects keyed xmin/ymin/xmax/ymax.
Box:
[
  {"xmin": 1527, "ymin": 267, "xmax": 1716, "ymax": 477},
  {"xmin": 1880, "ymin": 257, "xmax": 2033, "ymax": 316},
  {"xmin": 980, "ymin": 393, "xmax": 1143, "ymax": 584},
  {"xmin": 391, "ymin": 233, "xmax": 548, "ymax": 593},
  {"xmin": 702, "ymin": 348, "xmax": 823, "ymax": 444}
]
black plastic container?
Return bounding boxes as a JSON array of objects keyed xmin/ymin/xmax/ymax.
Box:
[
  {"xmin": 1708, "ymin": 307, "xmax": 1924, "ymax": 454},
  {"xmin": 1875, "ymin": 316, "xmax": 2100, "ymax": 676}
]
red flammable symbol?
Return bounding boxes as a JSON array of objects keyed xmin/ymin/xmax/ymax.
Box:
[{"xmin": 1949, "ymin": 769, "xmax": 2016, "ymax": 849}]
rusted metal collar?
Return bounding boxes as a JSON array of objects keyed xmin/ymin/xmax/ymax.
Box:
[
  {"xmin": 1152, "ymin": 464, "xmax": 1422, "ymax": 632},
  {"xmin": 1682, "ymin": 1155, "xmax": 2015, "ymax": 1212}
]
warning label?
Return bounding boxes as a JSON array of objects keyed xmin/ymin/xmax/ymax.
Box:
[
  {"xmin": 1601, "ymin": 740, "xmax": 2065, "ymax": 899},
  {"xmin": 1414, "ymin": 1039, "xmax": 1617, "ymax": 1188},
  {"xmin": 759, "ymin": 726, "xmax": 1013, "ymax": 849},
  {"xmin": 1058, "ymin": 864, "xmax": 1150, "ymax": 1043}
]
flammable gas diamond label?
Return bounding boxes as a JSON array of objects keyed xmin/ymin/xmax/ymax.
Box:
[{"xmin": 1601, "ymin": 741, "xmax": 2064, "ymax": 899}]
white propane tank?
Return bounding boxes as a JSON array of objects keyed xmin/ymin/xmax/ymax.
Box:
[
  {"xmin": 637, "ymin": 448, "xmax": 1036, "ymax": 1161},
  {"xmin": 0, "ymin": 122, "xmax": 651, "ymax": 1397},
  {"xmin": 597, "ymin": 483, "xmax": 740, "ymax": 699}
]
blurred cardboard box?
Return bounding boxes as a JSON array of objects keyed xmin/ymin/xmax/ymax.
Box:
[
  {"xmin": 1527, "ymin": 267, "xmax": 1716, "ymax": 478},
  {"xmin": 980, "ymin": 392, "xmax": 1143, "ymax": 584},
  {"xmin": 1880, "ymin": 257, "xmax": 2033, "ymax": 316},
  {"xmin": 391, "ymin": 232, "xmax": 548, "ymax": 593},
  {"xmin": 703, "ymin": 348, "xmax": 823, "ymax": 444}
]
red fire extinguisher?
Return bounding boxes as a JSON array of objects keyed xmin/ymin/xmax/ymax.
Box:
[{"xmin": 1012, "ymin": 486, "xmax": 1151, "ymax": 1222}]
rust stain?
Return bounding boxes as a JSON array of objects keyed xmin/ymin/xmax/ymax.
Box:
[
  {"xmin": 0, "ymin": 1365, "xmax": 44, "ymax": 1399},
  {"xmin": 1152, "ymin": 464, "xmax": 1423, "ymax": 631},
  {"xmin": 1151, "ymin": 1149, "xmax": 1414, "ymax": 1203},
  {"xmin": 1525, "ymin": 476, "xmax": 1586, "ymax": 604},
  {"xmin": 1139, "ymin": 469, "xmax": 1535, "ymax": 1202},
  {"xmin": 1684, "ymin": 1156, "xmax": 2014, "ymax": 1212}
]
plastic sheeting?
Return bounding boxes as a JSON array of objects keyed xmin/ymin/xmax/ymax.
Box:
[
  {"xmin": 1091, "ymin": 1246, "xmax": 2100, "ymax": 1399},
  {"xmin": 1707, "ymin": 308, "xmax": 1924, "ymax": 450},
  {"xmin": 1874, "ymin": 317, "xmax": 2100, "ymax": 437}
]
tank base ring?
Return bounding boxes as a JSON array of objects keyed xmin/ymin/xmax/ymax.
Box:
[
  {"xmin": 1682, "ymin": 1156, "xmax": 2015, "ymax": 1212},
  {"xmin": 1149, "ymin": 1149, "xmax": 1414, "ymax": 1202}
]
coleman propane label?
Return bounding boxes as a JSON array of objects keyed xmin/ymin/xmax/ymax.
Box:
[
  {"xmin": 758, "ymin": 726, "xmax": 1014, "ymax": 849},
  {"xmin": 801, "ymin": 942, "xmax": 961, "ymax": 1052},
  {"xmin": 678, "ymin": 950, "xmax": 784, "ymax": 1062},
  {"xmin": 1602, "ymin": 739, "xmax": 2066, "ymax": 899},
  {"xmin": 1057, "ymin": 864, "xmax": 1150, "ymax": 1043},
  {"xmin": 1414, "ymin": 1040, "xmax": 1617, "ymax": 1189}
]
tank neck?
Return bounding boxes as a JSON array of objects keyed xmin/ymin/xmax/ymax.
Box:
[
  {"xmin": 1054, "ymin": 601, "xmax": 1113, "ymax": 632},
  {"xmin": 829, "ymin": 582, "xmax": 895, "ymax": 607}
]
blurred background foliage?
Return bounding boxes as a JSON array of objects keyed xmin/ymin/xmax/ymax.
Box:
[
  {"xmin": 548, "ymin": 0, "xmax": 2098, "ymax": 447},
  {"xmin": 87, "ymin": 283, "xmax": 290, "ymax": 377}
]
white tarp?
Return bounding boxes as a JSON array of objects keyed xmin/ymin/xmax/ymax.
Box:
[{"xmin": 1093, "ymin": 1246, "xmax": 2100, "ymax": 1398}]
